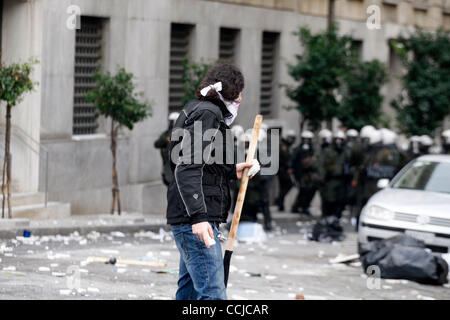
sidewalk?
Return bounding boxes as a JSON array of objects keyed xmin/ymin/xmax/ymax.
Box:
[
  {"xmin": 0, "ymin": 213, "xmax": 167, "ymax": 239},
  {"xmin": 0, "ymin": 208, "xmax": 318, "ymax": 239}
]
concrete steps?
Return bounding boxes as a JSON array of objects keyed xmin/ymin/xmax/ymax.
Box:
[
  {"xmin": 0, "ymin": 192, "xmax": 71, "ymax": 220},
  {"xmin": 0, "ymin": 192, "xmax": 45, "ymax": 207},
  {"xmin": 5, "ymin": 202, "xmax": 71, "ymax": 220}
]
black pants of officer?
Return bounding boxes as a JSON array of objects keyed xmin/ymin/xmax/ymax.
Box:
[
  {"xmin": 292, "ymin": 187, "xmax": 316, "ymax": 214},
  {"xmin": 322, "ymin": 200, "xmax": 345, "ymax": 219},
  {"xmin": 260, "ymin": 177, "xmax": 273, "ymax": 231},
  {"xmin": 275, "ymin": 172, "xmax": 293, "ymax": 211}
]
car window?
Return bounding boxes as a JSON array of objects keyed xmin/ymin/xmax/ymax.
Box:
[{"xmin": 392, "ymin": 161, "xmax": 450, "ymax": 193}]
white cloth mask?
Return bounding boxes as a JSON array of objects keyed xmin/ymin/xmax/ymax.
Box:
[{"xmin": 218, "ymin": 92, "xmax": 241, "ymax": 126}]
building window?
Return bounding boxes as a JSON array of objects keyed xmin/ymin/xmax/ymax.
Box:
[
  {"xmin": 260, "ymin": 32, "xmax": 279, "ymax": 117},
  {"xmin": 169, "ymin": 23, "xmax": 194, "ymax": 112},
  {"xmin": 351, "ymin": 40, "xmax": 363, "ymax": 61},
  {"xmin": 73, "ymin": 16, "xmax": 105, "ymax": 135},
  {"xmin": 219, "ymin": 28, "xmax": 239, "ymax": 63}
]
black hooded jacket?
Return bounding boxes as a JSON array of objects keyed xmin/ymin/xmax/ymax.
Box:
[{"xmin": 166, "ymin": 99, "xmax": 237, "ymax": 225}]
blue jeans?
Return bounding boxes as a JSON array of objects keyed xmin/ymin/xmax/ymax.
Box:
[{"xmin": 171, "ymin": 222, "xmax": 227, "ymax": 300}]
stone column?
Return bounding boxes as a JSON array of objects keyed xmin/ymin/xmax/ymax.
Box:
[{"xmin": 1, "ymin": 0, "xmax": 43, "ymax": 194}]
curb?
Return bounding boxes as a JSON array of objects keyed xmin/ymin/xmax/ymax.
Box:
[
  {"xmin": 0, "ymin": 221, "xmax": 169, "ymax": 239},
  {"xmin": 0, "ymin": 212, "xmax": 319, "ymax": 240}
]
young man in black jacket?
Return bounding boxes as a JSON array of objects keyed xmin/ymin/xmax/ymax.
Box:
[{"xmin": 166, "ymin": 64, "xmax": 258, "ymax": 300}]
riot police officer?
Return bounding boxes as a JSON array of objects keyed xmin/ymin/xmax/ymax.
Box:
[
  {"xmin": 442, "ymin": 130, "xmax": 450, "ymax": 154},
  {"xmin": 289, "ymin": 130, "xmax": 317, "ymax": 215},
  {"xmin": 275, "ymin": 129, "xmax": 296, "ymax": 211},
  {"xmin": 154, "ymin": 112, "xmax": 179, "ymax": 186},
  {"xmin": 419, "ymin": 135, "xmax": 433, "ymax": 155},
  {"xmin": 317, "ymin": 130, "xmax": 348, "ymax": 219}
]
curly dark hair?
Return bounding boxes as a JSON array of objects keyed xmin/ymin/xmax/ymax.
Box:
[{"xmin": 196, "ymin": 63, "xmax": 245, "ymax": 105}]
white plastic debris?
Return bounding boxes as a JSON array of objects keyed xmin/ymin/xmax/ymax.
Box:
[
  {"xmin": 329, "ymin": 253, "xmax": 360, "ymax": 264},
  {"xmin": 385, "ymin": 279, "xmax": 402, "ymax": 284},
  {"xmin": 50, "ymin": 263, "xmax": 59, "ymax": 268},
  {"xmin": 111, "ymin": 231, "xmax": 125, "ymax": 238},
  {"xmin": 47, "ymin": 252, "xmax": 70, "ymax": 260},
  {"xmin": 100, "ymin": 249, "xmax": 119, "ymax": 255},
  {"xmin": 231, "ymin": 295, "xmax": 248, "ymax": 300},
  {"xmin": 265, "ymin": 275, "xmax": 277, "ymax": 280},
  {"xmin": 117, "ymin": 268, "xmax": 127, "ymax": 274},
  {"xmin": 52, "ymin": 272, "xmax": 66, "ymax": 277},
  {"xmin": 38, "ymin": 267, "xmax": 50, "ymax": 272},
  {"xmin": 2, "ymin": 266, "xmax": 16, "ymax": 272},
  {"xmin": 79, "ymin": 239, "xmax": 87, "ymax": 245},
  {"xmin": 87, "ymin": 287, "xmax": 99, "ymax": 293},
  {"xmin": 417, "ymin": 295, "xmax": 435, "ymax": 300},
  {"xmin": 59, "ymin": 289, "xmax": 72, "ymax": 295},
  {"xmin": 80, "ymin": 257, "xmax": 93, "ymax": 267},
  {"xmin": 128, "ymin": 294, "xmax": 137, "ymax": 299},
  {"xmin": 0, "ymin": 245, "xmax": 13, "ymax": 254},
  {"xmin": 152, "ymin": 296, "xmax": 172, "ymax": 300},
  {"xmin": 245, "ymin": 289, "xmax": 258, "ymax": 294}
]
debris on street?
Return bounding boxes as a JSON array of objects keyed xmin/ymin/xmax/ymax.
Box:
[{"xmin": 359, "ymin": 235, "xmax": 449, "ymax": 285}]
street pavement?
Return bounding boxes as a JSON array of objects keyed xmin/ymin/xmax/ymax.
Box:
[{"xmin": 1, "ymin": 213, "xmax": 449, "ymax": 300}]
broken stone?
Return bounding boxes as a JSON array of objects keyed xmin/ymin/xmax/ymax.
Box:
[
  {"xmin": 38, "ymin": 267, "xmax": 50, "ymax": 272},
  {"xmin": 2, "ymin": 266, "xmax": 16, "ymax": 271},
  {"xmin": 59, "ymin": 289, "xmax": 72, "ymax": 295},
  {"xmin": 111, "ymin": 231, "xmax": 125, "ymax": 238},
  {"xmin": 52, "ymin": 272, "xmax": 66, "ymax": 277}
]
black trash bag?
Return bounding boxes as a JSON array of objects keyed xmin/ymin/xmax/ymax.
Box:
[
  {"xmin": 359, "ymin": 235, "xmax": 449, "ymax": 285},
  {"xmin": 309, "ymin": 216, "xmax": 345, "ymax": 243},
  {"xmin": 358, "ymin": 234, "xmax": 426, "ymax": 257}
]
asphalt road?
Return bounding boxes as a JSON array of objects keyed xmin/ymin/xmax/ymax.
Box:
[{"xmin": 1, "ymin": 219, "xmax": 449, "ymax": 300}]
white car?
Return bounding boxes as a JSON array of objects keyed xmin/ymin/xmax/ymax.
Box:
[{"xmin": 358, "ymin": 155, "xmax": 450, "ymax": 253}]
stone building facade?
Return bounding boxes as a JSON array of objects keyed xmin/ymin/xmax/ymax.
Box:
[{"xmin": 1, "ymin": 0, "xmax": 449, "ymax": 217}]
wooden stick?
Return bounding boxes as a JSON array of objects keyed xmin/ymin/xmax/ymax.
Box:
[
  {"xmin": 88, "ymin": 256, "xmax": 167, "ymax": 267},
  {"xmin": 226, "ymin": 115, "xmax": 263, "ymax": 252}
]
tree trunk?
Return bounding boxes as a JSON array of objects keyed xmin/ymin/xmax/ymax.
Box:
[
  {"xmin": 1, "ymin": 105, "xmax": 8, "ymax": 219},
  {"xmin": 300, "ymin": 117, "xmax": 305, "ymax": 134},
  {"xmin": 328, "ymin": 0, "xmax": 336, "ymax": 30},
  {"xmin": 1, "ymin": 104, "xmax": 12, "ymax": 219},
  {"xmin": 110, "ymin": 121, "xmax": 121, "ymax": 215}
]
